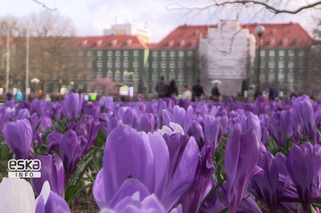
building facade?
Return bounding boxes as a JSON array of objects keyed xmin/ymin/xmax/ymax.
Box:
[{"xmin": 103, "ymin": 23, "xmax": 151, "ymax": 43}]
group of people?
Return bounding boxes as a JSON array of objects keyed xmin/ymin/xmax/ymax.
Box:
[{"xmin": 155, "ymin": 76, "xmax": 205, "ymax": 101}]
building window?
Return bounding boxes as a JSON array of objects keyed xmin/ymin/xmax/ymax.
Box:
[
  {"xmin": 115, "ymin": 60, "xmax": 120, "ymax": 68},
  {"xmin": 288, "ymin": 50, "xmax": 294, "ymax": 57},
  {"xmin": 170, "ymin": 72, "xmax": 175, "ymax": 80},
  {"xmin": 260, "ymin": 74, "xmax": 265, "ymax": 82},
  {"xmin": 153, "ymin": 51, "xmax": 158, "ymax": 57},
  {"xmin": 98, "ymin": 50, "xmax": 103, "ymax": 57},
  {"xmin": 161, "ymin": 61, "xmax": 166, "ymax": 69},
  {"xmin": 133, "ymin": 50, "xmax": 139, "ymax": 57},
  {"xmin": 187, "ymin": 74, "xmax": 192, "ymax": 83},
  {"xmin": 97, "ymin": 60, "xmax": 103, "ymax": 68},
  {"xmin": 152, "ymin": 61, "xmax": 158, "ymax": 69},
  {"xmin": 107, "ymin": 70, "xmax": 113, "ymax": 79},
  {"xmin": 161, "ymin": 51, "xmax": 166, "ymax": 57},
  {"xmin": 53, "ymin": 84, "xmax": 59, "ymax": 93},
  {"xmin": 97, "ymin": 72, "xmax": 102, "ymax": 78},
  {"xmin": 87, "ymin": 51, "xmax": 92, "ymax": 57},
  {"xmin": 269, "ymin": 73, "xmax": 275, "ymax": 81},
  {"xmin": 133, "ymin": 72, "xmax": 139, "ymax": 82},
  {"xmin": 260, "ymin": 50, "xmax": 265, "ymax": 57},
  {"xmin": 269, "ymin": 61, "xmax": 275, "ymax": 68},
  {"xmin": 86, "ymin": 73, "xmax": 92, "ymax": 80},
  {"xmin": 170, "ymin": 51, "xmax": 175, "ymax": 57},
  {"xmin": 107, "ymin": 60, "xmax": 113, "ymax": 68},
  {"xmin": 279, "ymin": 50, "xmax": 284, "ymax": 57},
  {"xmin": 152, "ymin": 72, "xmax": 158, "ymax": 81},
  {"xmin": 279, "ymin": 73, "xmax": 284, "ymax": 82},
  {"xmin": 115, "ymin": 70, "xmax": 121, "ymax": 81},
  {"xmin": 87, "ymin": 61, "xmax": 92, "ymax": 68},
  {"xmin": 279, "ymin": 61, "xmax": 284, "ymax": 69},
  {"xmin": 116, "ymin": 50, "xmax": 120, "ymax": 57},
  {"xmin": 299, "ymin": 50, "xmax": 304, "ymax": 57},
  {"xmin": 123, "ymin": 50, "xmax": 128, "ymax": 57},
  {"xmin": 269, "ymin": 50, "xmax": 275, "ymax": 57},
  {"xmin": 178, "ymin": 61, "xmax": 184, "ymax": 69},
  {"xmin": 178, "ymin": 72, "xmax": 184, "ymax": 82},
  {"xmin": 78, "ymin": 84, "xmax": 84, "ymax": 90},
  {"xmin": 288, "ymin": 61, "xmax": 294, "ymax": 68},
  {"xmin": 170, "ymin": 61, "xmax": 175, "ymax": 69},
  {"xmin": 260, "ymin": 61, "xmax": 265, "ymax": 68},
  {"xmin": 133, "ymin": 60, "xmax": 139, "ymax": 68},
  {"xmin": 123, "ymin": 70, "xmax": 129, "ymax": 82},
  {"xmin": 123, "ymin": 60, "xmax": 128, "ymax": 68},
  {"xmin": 78, "ymin": 51, "xmax": 84, "ymax": 57},
  {"xmin": 187, "ymin": 51, "xmax": 193, "ymax": 57},
  {"xmin": 178, "ymin": 51, "xmax": 184, "ymax": 57},
  {"xmin": 187, "ymin": 61, "xmax": 192, "ymax": 68},
  {"xmin": 288, "ymin": 73, "xmax": 294, "ymax": 82},
  {"xmin": 108, "ymin": 51, "xmax": 113, "ymax": 57}
]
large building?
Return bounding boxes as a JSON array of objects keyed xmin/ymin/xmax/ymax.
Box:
[
  {"xmin": 38, "ymin": 22, "xmax": 313, "ymax": 96},
  {"xmin": 103, "ymin": 23, "xmax": 151, "ymax": 43}
]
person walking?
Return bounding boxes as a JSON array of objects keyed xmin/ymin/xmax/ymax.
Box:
[
  {"xmin": 6, "ymin": 90, "xmax": 13, "ymax": 101},
  {"xmin": 268, "ymin": 83, "xmax": 278, "ymax": 101},
  {"xmin": 155, "ymin": 76, "xmax": 168, "ymax": 99},
  {"xmin": 211, "ymin": 80, "xmax": 222, "ymax": 101},
  {"xmin": 290, "ymin": 90, "xmax": 297, "ymax": 99},
  {"xmin": 166, "ymin": 79, "xmax": 178, "ymax": 98},
  {"xmin": 192, "ymin": 79, "xmax": 204, "ymax": 101},
  {"xmin": 247, "ymin": 85, "xmax": 255, "ymax": 103},
  {"xmin": 181, "ymin": 85, "xmax": 192, "ymax": 100}
]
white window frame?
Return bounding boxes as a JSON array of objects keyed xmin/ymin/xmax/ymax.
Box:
[
  {"xmin": 107, "ymin": 51, "xmax": 113, "ymax": 57},
  {"xmin": 161, "ymin": 61, "xmax": 166, "ymax": 69},
  {"xmin": 107, "ymin": 70, "xmax": 113, "ymax": 79},
  {"xmin": 133, "ymin": 60, "xmax": 139, "ymax": 68},
  {"xmin": 178, "ymin": 61, "xmax": 184, "ymax": 69},
  {"xmin": 279, "ymin": 61, "xmax": 284, "ymax": 69},
  {"xmin": 115, "ymin": 70, "xmax": 121, "ymax": 81},
  {"xmin": 133, "ymin": 50, "xmax": 139, "ymax": 57},
  {"xmin": 187, "ymin": 51, "xmax": 193, "ymax": 57},
  {"xmin": 279, "ymin": 50, "xmax": 284, "ymax": 57},
  {"xmin": 153, "ymin": 51, "xmax": 158, "ymax": 57},
  {"xmin": 269, "ymin": 50, "xmax": 275, "ymax": 57},
  {"xmin": 87, "ymin": 51, "xmax": 92, "ymax": 57},
  {"xmin": 123, "ymin": 60, "xmax": 128, "ymax": 68},
  {"xmin": 288, "ymin": 61, "xmax": 294, "ymax": 68},
  {"xmin": 279, "ymin": 73, "xmax": 284, "ymax": 82},
  {"xmin": 107, "ymin": 60, "xmax": 113, "ymax": 68},
  {"xmin": 115, "ymin": 60, "xmax": 121, "ymax": 68},
  {"xmin": 170, "ymin": 61, "xmax": 175, "ymax": 69},
  {"xmin": 97, "ymin": 60, "xmax": 103, "ymax": 68},
  {"xmin": 123, "ymin": 50, "xmax": 128, "ymax": 57},
  {"xmin": 97, "ymin": 50, "xmax": 103, "ymax": 57},
  {"xmin": 115, "ymin": 50, "xmax": 121, "ymax": 57},
  {"xmin": 260, "ymin": 50, "xmax": 265, "ymax": 57},
  {"xmin": 269, "ymin": 73, "xmax": 275, "ymax": 81},
  {"xmin": 269, "ymin": 61, "xmax": 275, "ymax": 68},
  {"xmin": 178, "ymin": 51, "xmax": 184, "ymax": 57},
  {"xmin": 97, "ymin": 72, "xmax": 103, "ymax": 78},
  {"xmin": 170, "ymin": 51, "xmax": 175, "ymax": 57},
  {"xmin": 161, "ymin": 51, "xmax": 166, "ymax": 57},
  {"xmin": 152, "ymin": 61, "xmax": 158, "ymax": 69},
  {"xmin": 288, "ymin": 50, "xmax": 294, "ymax": 57},
  {"xmin": 133, "ymin": 72, "xmax": 139, "ymax": 82}
]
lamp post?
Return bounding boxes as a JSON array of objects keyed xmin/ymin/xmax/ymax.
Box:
[{"xmin": 255, "ymin": 25, "xmax": 265, "ymax": 96}]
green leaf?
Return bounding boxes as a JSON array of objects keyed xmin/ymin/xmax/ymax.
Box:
[
  {"xmin": 69, "ymin": 155, "xmax": 94, "ymax": 186},
  {"xmin": 66, "ymin": 182, "xmax": 94, "ymax": 204},
  {"xmin": 218, "ymin": 207, "xmax": 228, "ymax": 213}
]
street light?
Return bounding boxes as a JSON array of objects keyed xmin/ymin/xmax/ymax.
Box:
[{"xmin": 255, "ymin": 25, "xmax": 265, "ymax": 97}]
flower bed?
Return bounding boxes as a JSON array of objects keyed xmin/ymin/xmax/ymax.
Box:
[{"xmin": 0, "ymin": 93, "xmax": 320, "ymax": 213}]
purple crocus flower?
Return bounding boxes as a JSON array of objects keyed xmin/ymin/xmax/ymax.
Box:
[
  {"xmin": 46, "ymin": 130, "xmax": 63, "ymax": 154},
  {"xmin": 15, "ymin": 108, "xmax": 30, "ymax": 120},
  {"xmin": 30, "ymin": 99, "xmax": 44, "ymax": 116},
  {"xmin": 270, "ymin": 110, "xmax": 290, "ymax": 148},
  {"xmin": 83, "ymin": 102, "xmax": 100, "ymax": 121},
  {"xmin": 138, "ymin": 113, "xmax": 155, "ymax": 133},
  {"xmin": 99, "ymin": 113, "xmax": 121, "ymax": 137},
  {"xmin": 64, "ymin": 92, "xmax": 84, "ymax": 120},
  {"xmin": 0, "ymin": 106, "xmax": 14, "ymax": 134},
  {"xmin": 189, "ymin": 120, "xmax": 204, "ymax": 148},
  {"xmin": 224, "ymin": 124, "xmax": 263, "ymax": 213},
  {"xmin": 242, "ymin": 112, "xmax": 262, "ymax": 143},
  {"xmin": 33, "ymin": 153, "xmax": 64, "ymax": 197},
  {"xmin": 80, "ymin": 114, "xmax": 100, "ymax": 155},
  {"xmin": 99, "ymin": 96, "xmax": 114, "ymax": 115},
  {"xmin": 287, "ymin": 144, "xmax": 313, "ymax": 212},
  {"xmin": 35, "ymin": 181, "xmax": 70, "ymax": 213},
  {"xmin": 249, "ymin": 151, "xmax": 279, "ymax": 213},
  {"xmin": 4, "ymin": 119, "xmax": 33, "ymax": 159},
  {"xmin": 203, "ymin": 115, "xmax": 221, "ymax": 153},
  {"xmin": 293, "ymin": 95, "xmax": 318, "ymax": 143},
  {"xmin": 60, "ymin": 130, "xmax": 81, "ymax": 188},
  {"xmin": 288, "ymin": 109, "xmax": 302, "ymax": 145},
  {"xmin": 93, "ymin": 124, "xmax": 199, "ymax": 211}
]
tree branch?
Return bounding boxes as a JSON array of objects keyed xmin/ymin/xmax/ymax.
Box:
[
  {"xmin": 33, "ymin": 0, "xmax": 57, "ymax": 11},
  {"xmin": 168, "ymin": 0, "xmax": 321, "ymax": 15}
]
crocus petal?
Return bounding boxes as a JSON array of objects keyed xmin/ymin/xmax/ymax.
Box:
[
  {"xmin": 161, "ymin": 136, "xmax": 199, "ymax": 211},
  {"xmin": 103, "ymin": 125, "xmax": 154, "ymax": 203},
  {"xmin": 4, "ymin": 119, "xmax": 33, "ymax": 159},
  {"xmin": 93, "ymin": 170, "xmax": 108, "ymax": 209},
  {"xmin": 0, "ymin": 178, "xmax": 36, "ymax": 213}
]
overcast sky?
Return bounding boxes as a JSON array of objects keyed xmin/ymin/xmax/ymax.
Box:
[{"xmin": 0, "ymin": 0, "xmax": 318, "ymax": 42}]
